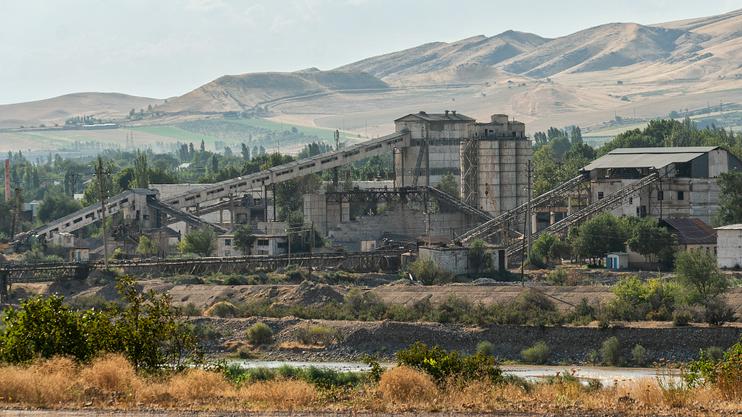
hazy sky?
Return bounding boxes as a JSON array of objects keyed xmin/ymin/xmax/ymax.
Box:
[{"xmin": 0, "ymin": 0, "xmax": 738, "ymax": 104}]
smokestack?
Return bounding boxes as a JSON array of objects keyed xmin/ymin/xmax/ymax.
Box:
[{"xmin": 4, "ymin": 159, "xmax": 9, "ymax": 203}]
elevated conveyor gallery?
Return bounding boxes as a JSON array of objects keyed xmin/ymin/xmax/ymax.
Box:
[{"xmin": 25, "ymin": 132, "xmax": 409, "ymax": 241}]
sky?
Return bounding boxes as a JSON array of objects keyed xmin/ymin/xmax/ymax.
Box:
[{"xmin": 0, "ymin": 0, "xmax": 739, "ymax": 104}]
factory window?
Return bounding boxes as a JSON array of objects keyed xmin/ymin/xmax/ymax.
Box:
[
  {"xmin": 657, "ymin": 191, "xmax": 664, "ymax": 201},
  {"xmin": 597, "ymin": 192, "xmax": 604, "ymax": 200},
  {"xmin": 224, "ymin": 239, "xmax": 232, "ymax": 246},
  {"xmin": 677, "ymin": 191, "xmax": 685, "ymax": 201}
]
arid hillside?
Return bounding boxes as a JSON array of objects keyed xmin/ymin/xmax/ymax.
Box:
[{"xmin": 0, "ymin": 92, "xmax": 162, "ymax": 129}]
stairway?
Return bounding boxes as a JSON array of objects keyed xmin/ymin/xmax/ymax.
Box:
[{"xmin": 457, "ymin": 173, "xmax": 589, "ymax": 244}]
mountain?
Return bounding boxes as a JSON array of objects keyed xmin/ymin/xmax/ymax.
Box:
[
  {"xmin": 337, "ymin": 30, "xmax": 550, "ymax": 84},
  {"xmin": 0, "ymin": 92, "xmax": 161, "ymax": 128},
  {"xmin": 157, "ymin": 69, "xmax": 388, "ymax": 113},
  {"xmin": 1, "ymin": 8, "xmax": 740, "ymax": 141}
]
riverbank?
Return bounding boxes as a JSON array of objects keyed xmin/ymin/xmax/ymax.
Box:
[{"xmin": 199, "ymin": 316, "xmax": 742, "ymax": 364}]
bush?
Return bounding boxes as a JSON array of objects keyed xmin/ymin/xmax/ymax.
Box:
[
  {"xmin": 239, "ymin": 380, "xmax": 317, "ymax": 408},
  {"xmin": 631, "ymin": 344, "xmax": 647, "ymax": 366},
  {"xmin": 378, "ymin": 366, "xmax": 437, "ymax": 404},
  {"xmin": 407, "ymin": 258, "xmax": 454, "ymax": 284},
  {"xmin": 672, "ymin": 308, "xmax": 693, "ymax": 326},
  {"xmin": 685, "ymin": 338, "xmax": 742, "ymax": 400},
  {"xmin": 396, "ymin": 341, "xmax": 502, "ymax": 384},
  {"xmin": 600, "ymin": 336, "xmax": 621, "ymax": 366},
  {"xmin": 295, "ymin": 325, "xmax": 338, "ymax": 346},
  {"xmin": 246, "ymin": 323, "xmax": 273, "ymax": 346},
  {"xmin": 521, "ymin": 341, "xmax": 550, "ymax": 364},
  {"xmin": 476, "ymin": 341, "xmax": 495, "ymax": 357},
  {"xmin": 545, "ymin": 268, "xmax": 567, "ymax": 285},
  {"xmin": 703, "ymin": 298, "xmax": 735, "ymax": 325}
]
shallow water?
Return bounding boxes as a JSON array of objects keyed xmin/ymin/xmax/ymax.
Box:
[{"xmin": 228, "ymin": 359, "xmax": 681, "ymax": 387}]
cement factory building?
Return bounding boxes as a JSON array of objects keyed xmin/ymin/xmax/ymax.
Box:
[{"xmin": 394, "ymin": 111, "xmax": 531, "ymax": 216}]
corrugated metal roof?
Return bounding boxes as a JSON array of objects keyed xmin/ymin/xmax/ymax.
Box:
[
  {"xmin": 715, "ymin": 224, "xmax": 742, "ymax": 230},
  {"xmin": 661, "ymin": 218, "xmax": 717, "ymax": 245},
  {"xmin": 582, "ymin": 152, "xmax": 703, "ymax": 170},
  {"xmin": 609, "ymin": 146, "xmax": 718, "ymax": 154},
  {"xmin": 395, "ymin": 112, "xmax": 475, "ymax": 122}
]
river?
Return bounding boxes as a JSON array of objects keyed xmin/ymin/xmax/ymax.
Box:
[{"xmin": 228, "ymin": 360, "xmax": 681, "ymax": 387}]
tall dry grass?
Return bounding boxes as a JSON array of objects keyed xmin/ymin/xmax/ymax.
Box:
[
  {"xmin": 0, "ymin": 356, "xmax": 79, "ymax": 406},
  {"xmin": 80, "ymin": 354, "xmax": 140, "ymax": 397},
  {"xmin": 239, "ymin": 379, "xmax": 317, "ymax": 409},
  {"xmin": 0, "ymin": 358, "xmax": 739, "ymax": 415},
  {"xmin": 377, "ymin": 366, "xmax": 438, "ymax": 406}
]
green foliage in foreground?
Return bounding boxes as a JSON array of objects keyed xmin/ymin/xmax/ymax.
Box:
[
  {"xmin": 0, "ymin": 276, "xmax": 200, "ymax": 372},
  {"xmin": 397, "ymin": 341, "xmax": 503, "ymax": 384},
  {"xmin": 685, "ymin": 337, "xmax": 742, "ymax": 399}
]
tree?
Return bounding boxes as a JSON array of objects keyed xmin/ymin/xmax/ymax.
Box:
[
  {"xmin": 178, "ymin": 227, "xmax": 216, "ymax": 257},
  {"xmin": 38, "ymin": 194, "xmax": 82, "ymax": 222},
  {"xmin": 241, "ymin": 143, "xmax": 250, "ymax": 160},
  {"xmin": 199, "ymin": 140, "xmax": 206, "ymax": 153},
  {"xmin": 436, "ymin": 172, "xmax": 459, "ymax": 199},
  {"xmin": 132, "ymin": 151, "xmax": 149, "ymax": 189},
  {"xmin": 570, "ymin": 126, "xmax": 583, "ymax": 145},
  {"xmin": 531, "ymin": 233, "xmax": 557, "ymax": 265},
  {"xmin": 467, "ymin": 239, "xmax": 491, "ymax": 273},
  {"xmin": 674, "ymin": 250, "xmax": 729, "ymax": 305},
  {"xmin": 627, "ymin": 219, "xmax": 676, "ymax": 263},
  {"xmin": 715, "ymin": 171, "xmax": 742, "ymax": 226},
  {"xmin": 136, "ymin": 235, "xmax": 159, "ymax": 257},
  {"xmin": 571, "ymin": 213, "xmax": 629, "ymax": 263},
  {"xmin": 0, "ymin": 295, "xmax": 90, "ymax": 363},
  {"xmin": 233, "ymin": 224, "xmax": 256, "ymax": 255}
]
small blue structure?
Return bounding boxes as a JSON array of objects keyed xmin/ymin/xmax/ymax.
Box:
[{"xmin": 606, "ymin": 252, "xmax": 629, "ymax": 270}]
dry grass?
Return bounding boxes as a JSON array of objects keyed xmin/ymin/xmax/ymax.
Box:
[
  {"xmin": 377, "ymin": 366, "xmax": 438, "ymax": 406},
  {"xmin": 239, "ymin": 379, "xmax": 317, "ymax": 409},
  {"xmin": 0, "ymin": 358, "xmax": 739, "ymax": 415},
  {"xmin": 167, "ymin": 368, "xmax": 234, "ymax": 403},
  {"xmin": 80, "ymin": 354, "xmax": 140, "ymax": 396}
]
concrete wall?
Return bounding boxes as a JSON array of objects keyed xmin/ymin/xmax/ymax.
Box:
[
  {"xmin": 591, "ymin": 177, "xmax": 720, "ymax": 224},
  {"xmin": 328, "ymin": 204, "xmax": 474, "ymax": 251},
  {"xmin": 473, "ymin": 138, "xmax": 532, "ymax": 216},
  {"xmin": 419, "ymin": 246, "xmax": 469, "ymax": 275},
  {"xmin": 717, "ymin": 229, "xmax": 742, "ymax": 269},
  {"xmin": 394, "ymin": 118, "xmax": 472, "ymax": 187}
]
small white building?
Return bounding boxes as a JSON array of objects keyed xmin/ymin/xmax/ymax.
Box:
[
  {"xmin": 418, "ymin": 245, "xmax": 506, "ymax": 276},
  {"xmin": 715, "ymin": 224, "xmax": 742, "ymax": 269},
  {"xmin": 606, "ymin": 252, "xmax": 629, "ymax": 270},
  {"xmin": 216, "ymin": 231, "xmax": 289, "ymax": 257}
]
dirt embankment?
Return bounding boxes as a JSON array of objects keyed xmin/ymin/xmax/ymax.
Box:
[{"xmin": 201, "ymin": 316, "xmax": 742, "ymax": 364}]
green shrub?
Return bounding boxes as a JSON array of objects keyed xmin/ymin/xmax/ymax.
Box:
[
  {"xmin": 407, "ymin": 258, "xmax": 454, "ymax": 284},
  {"xmin": 476, "ymin": 341, "xmax": 495, "ymax": 357},
  {"xmin": 396, "ymin": 341, "xmax": 502, "ymax": 384},
  {"xmin": 631, "ymin": 344, "xmax": 647, "ymax": 366},
  {"xmin": 546, "ymin": 268, "xmax": 567, "ymax": 285},
  {"xmin": 600, "ymin": 336, "xmax": 621, "ymax": 366},
  {"xmin": 296, "ymin": 325, "xmax": 338, "ymax": 346},
  {"xmin": 521, "ymin": 341, "xmax": 550, "ymax": 364},
  {"xmin": 685, "ymin": 338, "xmax": 742, "ymax": 400},
  {"xmin": 246, "ymin": 322, "xmax": 273, "ymax": 346},
  {"xmin": 672, "ymin": 308, "xmax": 693, "ymax": 326}
]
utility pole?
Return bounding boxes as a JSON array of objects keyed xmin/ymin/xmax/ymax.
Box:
[
  {"xmin": 95, "ymin": 157, "xmax": 109, "ymax": 270},
  {"xmin": 526, "ymin": 159, "xmax": 533, "ymax": 260}
]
